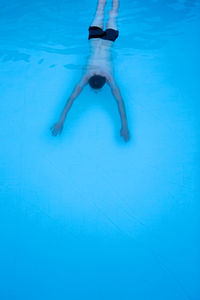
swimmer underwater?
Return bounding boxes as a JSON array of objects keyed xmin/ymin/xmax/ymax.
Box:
[{"xmin": 51, "ymin": 0, "xmax": 130, "ymax": 142}]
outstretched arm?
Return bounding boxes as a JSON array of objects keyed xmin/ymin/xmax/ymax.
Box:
[
  {"xmin": 51, "ymin": 74, "xmax": 88, "ymax": 136},
  {"xmin": 107, "ymin": 77, "xmax": 130, "ymax": 142}
]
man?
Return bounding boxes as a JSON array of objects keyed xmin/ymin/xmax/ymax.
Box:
[{"xmin": 51, "ymin": 0, "xmax": 130, "ymax": 142}]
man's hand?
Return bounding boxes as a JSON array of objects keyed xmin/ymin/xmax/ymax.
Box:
[
  {"xmin": 51, "ymin": 121, "xmax": 64, "ymax": 136},
  {"xmin": 120, "ymin": 126, "xmax": 130, "ymax": 142}
]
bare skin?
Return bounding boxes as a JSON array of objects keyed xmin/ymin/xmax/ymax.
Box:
[{"xmin": 51, "ymin": 0, "xmax": 130, "ymax": 142}]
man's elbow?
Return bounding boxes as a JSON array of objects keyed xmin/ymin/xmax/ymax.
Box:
[
  {"xmin": 113, "ymin": 88, "xmax": 121, "ymax": 100},
  {"xmin": 76, "ymin": 85, "xmax": 82, "ymax": 93}
]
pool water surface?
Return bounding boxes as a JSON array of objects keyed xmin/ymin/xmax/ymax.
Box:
[{"xmin": 0, "ymin": 0, "xmax": 199, "ymax": 299}]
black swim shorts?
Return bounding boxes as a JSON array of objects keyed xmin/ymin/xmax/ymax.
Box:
[{"xmin": 88, "ymin": 26, "xmax": 119, "ymax": 42}]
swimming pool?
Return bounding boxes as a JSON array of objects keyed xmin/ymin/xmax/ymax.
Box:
[{"xmin": 0, "ymin": 0, "xmax": 199, "ymax": 299}]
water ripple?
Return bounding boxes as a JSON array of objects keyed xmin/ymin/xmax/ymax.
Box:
[{"xmin": 0, "ymin": 0, "xmax": 199, "ymax": 62}]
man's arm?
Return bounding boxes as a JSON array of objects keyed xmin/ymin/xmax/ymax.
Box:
[
  {"xmin": 51, "ymin": 74, "xmax": 88, "ymax": 136},
  {"xmin": 107, "ymin": 76, "xmax": 130, "ymax": 142}
]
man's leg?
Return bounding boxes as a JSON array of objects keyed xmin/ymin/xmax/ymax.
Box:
[
  {"xmin": 90, "ymin": 0, "xmax": 107, "ymax": 29},
  {"xmin": 106, "ymin": 0, "xmax": 119, "ymax": 30}
]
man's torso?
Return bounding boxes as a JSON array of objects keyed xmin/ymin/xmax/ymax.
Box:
[{"xmin": 86, "ymin": 38, "xmax": 113, "ymax": 75}]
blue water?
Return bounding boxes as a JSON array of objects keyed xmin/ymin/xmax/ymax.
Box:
[{"xmin": 0, "ymin": 0, "xmax": 199, "ymax": 299}]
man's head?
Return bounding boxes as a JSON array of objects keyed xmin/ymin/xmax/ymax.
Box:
[{"xmin": 89, "ymin": 75, "xmax": 106, "ymax": 90}]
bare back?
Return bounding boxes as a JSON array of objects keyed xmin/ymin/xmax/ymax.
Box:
[{"xmin": 87, "ymin": 38, "xmax": 114, "ymax": 76}]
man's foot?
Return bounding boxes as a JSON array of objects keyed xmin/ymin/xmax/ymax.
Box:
[
  {"xmin": 97, "ymin": 0, "xmax": 107, "ymax": 10},
  {"xmin": 112, "ymin": 0, "xmax": 119, "ymax": 11}
]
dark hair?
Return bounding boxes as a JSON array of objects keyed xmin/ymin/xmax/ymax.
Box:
[{"xmin": 89, "ymin": 75, "xmax": 106, "ymax": 90}]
